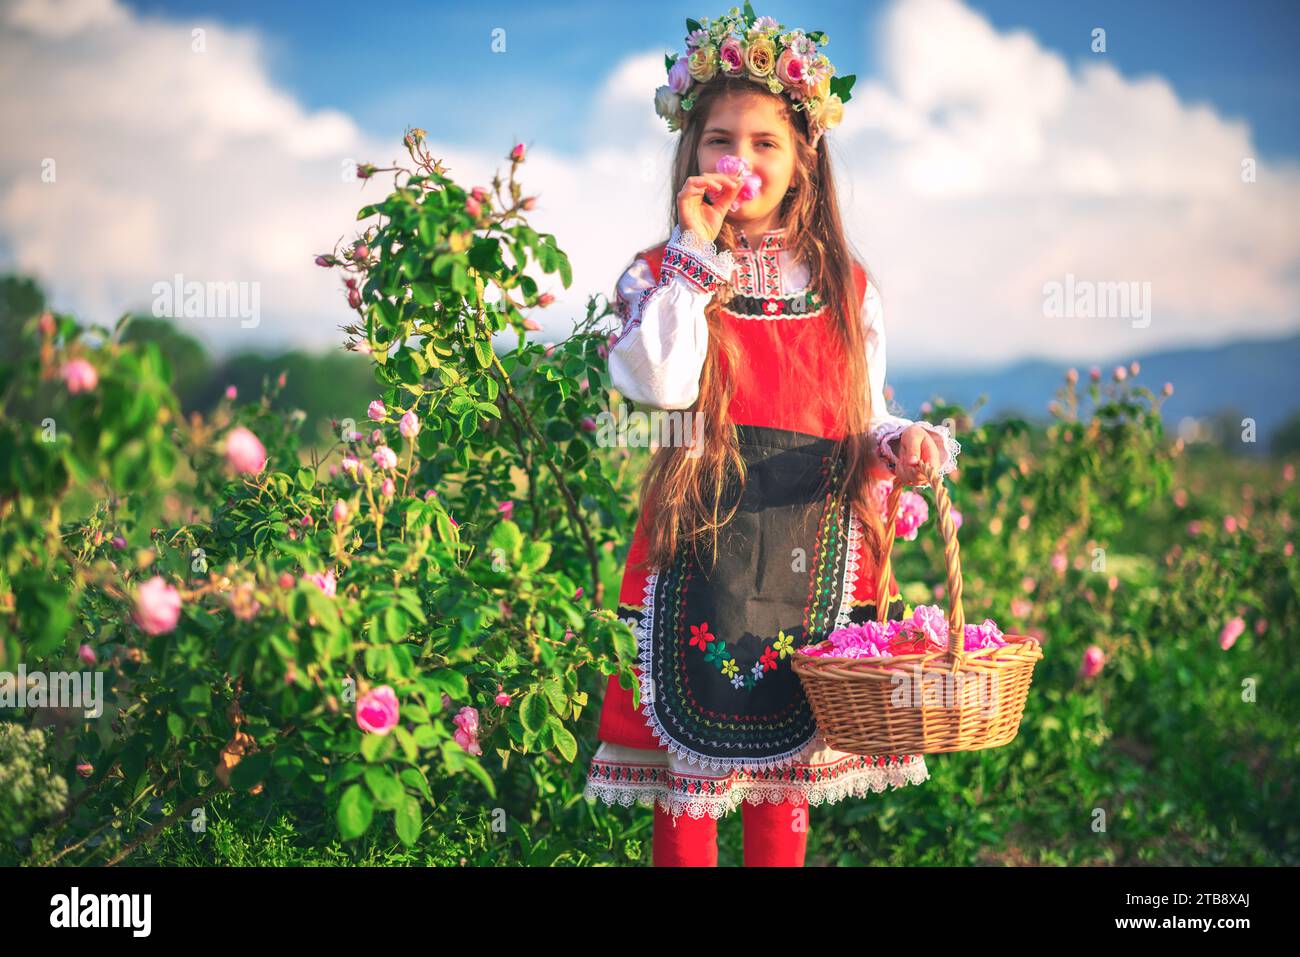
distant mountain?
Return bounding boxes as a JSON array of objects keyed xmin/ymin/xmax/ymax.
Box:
[{"xmin": 889, "ymin": 331, "xmax": 1300, "ymax": 453}]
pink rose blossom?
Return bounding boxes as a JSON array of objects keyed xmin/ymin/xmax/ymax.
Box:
[
  {"xmin": 79, "ymin": 644, "xmax": 97, "ymax": 665},
  {"xmin": 1051, "ymin": 552, "xmax": 1068, "ymax": 575},
  {"xmin": 356, "ymin": 685, "xmax": 400, "ymax": 735},
  {"xmin": 381, "ymin": 477, "xmax": 395, "ymax": 497},
  {"xmin": 895, "ymin": 491, "xmax": 930, "ymax": 541},
  {"xmin": 224, "ymin": 384, "xmax": 237, "ymax": 400},
  {"xmin": 465, "ymin": 196, "xmax": 482, "ymax": 218},
  {"xmin": 1079, "ymin": 645, "xmax": 1105, "ymax": 679},
  {"xmin": 1284, "ymin": 463, "xmax": 1295, "ymax": 482},
  {"xmin": 1010, "ymin": 597, "xmax": 1032, "ymax": 618},
  {"xmin": 367, "ymin": 399, "xmax": 386, "ymax": 421},
  {"xmin": 399, "ymin": 410, "xmax": 420, "ymax": 439},
  {"xmin": 332, "ymin": 500, "xmax": 349, "ymax": 525},
  {"xmin": 498, "ymin": 501, "xmax": 513, "ymax": 521},
  {"xmin": 667, "ymin": 56, "xmax": 691, "ymax": 94},
  {"xmin": 495, "ymin": 688, "xmax": 512, "ymax": 707},
  {"xmin": 303, "ymin": 569, "xmax": 337, "ymax": 597},
  {"xmin": 453, "ymin": 706, "xmax": 482, "ymax": 755},
  {"xmin": 61, "ymin": 359, "xmax": 99, "ymax": 394},
  {"xmin": 1219, "ymin": 616, "xmax": 1245, "ymax": 651},
  {"xmin": 1223, "ymin": 515, "xmax": 1238, "ymax": 533},
  {"xmin": 1113, "ymin": 365, "xmax": 1127, "ymax": 381},
  {"xmin": 224, "ymin": 426, "xmax": 267, "ymax": 475},
  {"xmin": 132, "ymin": 576, "xmax": 182, "ymax": 635},
  {"xmin": 719, "ymin": 37, "xmax": 744, "ymax": 73},
  {"xmin": 372, "ymin": 445, "xmax": 398, "ymax": 470},
  {"xmin": 341, "ymin": 454, "xmax": 359, "ymax": 477}
]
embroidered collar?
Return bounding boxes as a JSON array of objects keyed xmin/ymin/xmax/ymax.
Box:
[{"xmin": 735, "ymin": 227, "xmax": 787, "ymax": 252}]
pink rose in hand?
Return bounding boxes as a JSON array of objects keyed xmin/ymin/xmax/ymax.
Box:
[{"xmin": 714, "ymin": 155, "xmax": 762, "ymax": 211}]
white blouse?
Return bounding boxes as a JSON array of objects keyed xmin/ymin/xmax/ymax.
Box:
[{"xmin": 607, "ymin": 224, "xmax": 960, "ymax": 477}]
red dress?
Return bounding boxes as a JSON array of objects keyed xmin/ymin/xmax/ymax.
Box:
[{"xmin": 584, "ymin": 225, "xmax": 944, "ymax": 820}]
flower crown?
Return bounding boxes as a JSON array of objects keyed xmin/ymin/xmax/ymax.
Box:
[{"xmin": 653, "ymin": 4, "xmax": 856, "ymax": 149}]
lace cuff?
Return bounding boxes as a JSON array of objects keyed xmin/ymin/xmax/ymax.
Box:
[
  {"xmin": 662, "ymin": 224, "xmax": 735, "ymax": 295},
  {"xmin": 872, "ymin": 420, "xmax": 961, "ymax": 478}
]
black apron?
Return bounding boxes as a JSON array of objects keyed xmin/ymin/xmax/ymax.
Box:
[{"xmin": 643, "ymin": 422, "xmax": 905, "ymax": 771}]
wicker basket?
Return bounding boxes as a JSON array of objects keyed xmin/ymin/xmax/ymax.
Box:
[{"xmin": 791, "ymin": 460, "xmax": 1044, "ymax": 755}]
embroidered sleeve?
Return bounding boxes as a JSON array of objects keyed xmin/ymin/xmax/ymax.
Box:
[
  {"xmin": 607, "ymin": 247, "xmax": 716, "ymax": 411},
  {"xmin": 661, "ymin": 224, "xmax": 736, "ymax": 294},
  {"xmin": 863, "ymin": 277, "xmax": 961, "ymax": 478}
]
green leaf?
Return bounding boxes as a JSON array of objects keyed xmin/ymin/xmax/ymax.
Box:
[
  {"xmin": 364, "ymin": 766, "xmax": 406, "ymax": 810},
  {"xmin": 295, "ymin": 466, "xmax": 315, "ymax": 491},
  {"xmin": 548, "ymin": 718, "xmax": 578, "ymax": 762},
  {"xmin": 337, "ymin": 784, "xmax": 373, "ymax": 839},
  {"xmin": 520, "ymin": 692, "xmax": 548, "ymax": 734},
  {"xmin": 473, "ymin": 339, "xmax": 494, "ymax": 369},
  {"xmin": 395, "ymin": 794, "xmax": 423, "ymax": 846},
  {"xmin": 488, "ymin": 520, "xmax": 524, "ymax": 564},
  {"xmin": 166, "ymin": 713, "xmax": 185, "ymax": 743},
  {"xmin": 541, "ymin": 676, "xmax": 566, "ymax": 714}
]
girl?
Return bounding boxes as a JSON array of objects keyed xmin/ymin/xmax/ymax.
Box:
[{"xmin": 583, "ymin": 12, "xmax": 961, "ymax": 867}]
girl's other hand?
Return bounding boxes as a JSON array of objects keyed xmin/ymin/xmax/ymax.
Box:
[
  {"xmin": 891, "ymin": 424, "xmax": 945, "ymax": 486},
  {"xmin": 677, "ymin": 172, "xmax": 745, "ymax": 244}
]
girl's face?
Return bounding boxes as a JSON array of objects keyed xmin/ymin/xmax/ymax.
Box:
[{"xmin": 696, "ymin": 93, "xmax": 797, "ymax": 227}]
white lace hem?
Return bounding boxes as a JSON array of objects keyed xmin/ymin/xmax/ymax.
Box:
[
  {"xmin": 667, "ymin": 224, "xmax": 736, "ymax": 286},
  {"xmin": 583, "ymin": 755, "xmax": 932, "ymax": 821},
  {"xmin": 872, "ymin": 419, "xmax": 961, "ymax": 478}
]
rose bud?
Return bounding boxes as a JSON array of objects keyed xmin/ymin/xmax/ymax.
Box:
[
  {"xmin": 278, "ymin": 572, "xmax": 296, "ymax": 589},
  {"xmin": 354, "ymin": 243, "xmax": 369, "ymax": 260},
  {"xmin": 521, "ymin": 196, "xmax": 537, "ymax": 211},
  {"xmin": 348, "ymin": 288, "xmax": 362, "ymax": 309},
  {"xmin": 538, "ymin": 293, "xmax": 555, "ymax": 307},
  {"xmin": 315, "ymin": 255, "xmax": 334, "ymax": 267},
  {"xmin": 510, "ymin": 142, "xmax": 526, "ymax": 162}
]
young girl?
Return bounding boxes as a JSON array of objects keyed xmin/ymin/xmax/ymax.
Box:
[{"xmin": 582, "ymin": 11, "xmax": 961, "ymax": 867}]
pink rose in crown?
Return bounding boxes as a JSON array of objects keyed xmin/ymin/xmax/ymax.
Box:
[{"xmin": 714, "ymin": 155, "xmax": 762, "ymax": 211}]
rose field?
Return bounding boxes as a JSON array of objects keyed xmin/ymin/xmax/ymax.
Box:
[{"xmin": 1, "ymin": 134, "xmax": 1296, "ymax": 867}]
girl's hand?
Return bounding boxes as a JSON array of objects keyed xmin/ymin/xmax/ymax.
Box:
[
  {"xmin": 890, "ymin": 425, "xmax": 945, "ymax": 486},
  {"xmin": 677, "ymin": 172, "xmax": 745, "ymax": 244}
]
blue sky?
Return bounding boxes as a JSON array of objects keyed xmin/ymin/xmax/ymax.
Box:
[
  {"xmin": 4, "ymin": 0, "xmax": 1298, "ymax": 369},
  {"xmin": 122, "ymin": 0, "xmax": 1300, "ymax": 159}
]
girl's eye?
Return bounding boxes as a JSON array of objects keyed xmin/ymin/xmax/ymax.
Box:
[{"xmin": 708, "ymin": 139, "xmax": 777, "ymax": 148}]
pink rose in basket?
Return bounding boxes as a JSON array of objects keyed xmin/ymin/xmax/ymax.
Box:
[{"xmin": 715, "ymin": 154, "xmax": 762, "ymax": 211}]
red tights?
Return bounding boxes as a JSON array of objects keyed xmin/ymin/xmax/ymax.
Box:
[{"xmin": 652, "ymin": 799, "xmax": 809, "ymax": 866}]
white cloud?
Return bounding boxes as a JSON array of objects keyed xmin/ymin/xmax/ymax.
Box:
[{"xmin": 2, "ymin": 0, "xmax": 1297, "ymax": 372}]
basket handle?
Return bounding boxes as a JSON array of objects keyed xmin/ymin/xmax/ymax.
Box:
[{"xmin": 873, "ymin": 459, "xmax": 967, "ymax": 666}]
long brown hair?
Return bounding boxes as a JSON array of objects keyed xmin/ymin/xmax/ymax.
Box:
[{"xmin": 637, "ymin": 75, "xmax": 889, "ymax": 583}]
